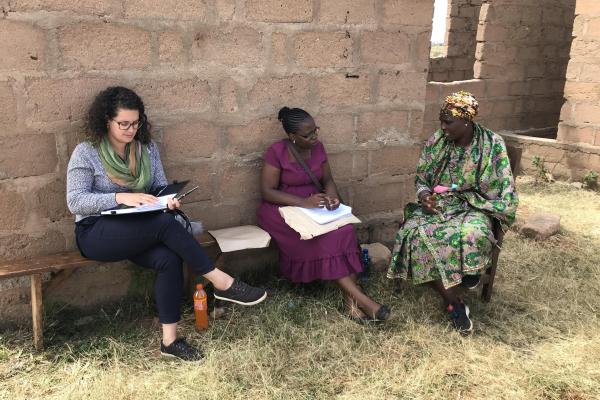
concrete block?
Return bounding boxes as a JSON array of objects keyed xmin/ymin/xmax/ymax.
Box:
[
  {"xmin": 361, "ymin": 31, "xmax": 410, "ymax": 65},
  {"xmin": 217, "ymin": 163, "xmax": 262, "ymax": 200},
  {"xmin": 159, "ymin": 31, "xmax": 185, "ymax": 67},
  {"xmin": 9, "ymin": 0, "xmax": 121, "ymax": 15},
  {"xmin": 33, "ymin": 178, "xmax": 70, "ymax": 223},
  {"xmin": 216, "ymin": 0, "xmax": 236, "ymax": 21},
  {"xmin": 576, "ymin": 0, "xmax": 600, "ymax": 15},
  {"xmin": 124, "ymin": 0, "xmax": 207, "ymax": 20},
  {"xmin": 0, "ymin": 230, "xmax": 66, "ymax": 260},
  {"xmin": 378, "ymin": 71, "xmax": 426, "ymax": 104},
  {"xmin": 226, "ymin": 116, "xmax": 281, "ymax": 156},
  {"xmin": 0, "ymin": 133, "xmax": 58, "ymax": 179},
  {"xmin": 0, "ymin": 82, "xmax": 17, "ymax": 130},
  {"xmin": 382, "ymin": 0, "xmax": 434, "ymax": 27},
  {"xmin": 59, "ymin": 22, "xmax": 151, "ymax": 70},
  {"xmin": 357, "ymin": 110, "xmax": 409, "ymax": 143},
  {"xmin": 245, "ymin": 0, "xmax": 312, "ymax": 22},
  {"xmin": 520, "ymin": 213, "xmax": 560, "ymax": 240},
  {"xmin": 314, "ymin": 113, "xmax": 354, "ymax": 145},
  {"xmin": 0, "ymin": 188, "xmax": 27, "ymax": 230},
  {"xmin": 318, "ymin": 73, "xmax": 371, "ymax": 107},
  {"xmin": 192, "ymin": 27, "xmax": 263, "ymax": 67},
  {"xmin": 134, "ymin": 79, "xmax": 211, "ymax": 114},
  {"xmin": 162, "ymin": 120, "xmax": 219, "ymax": 161},
  {"xmin": 294, "ymin": 32, "xmax": 353, "ymax": 68},
  {"xmin": 0, "ymin": 20, "xmax": 46, "ymax": 72},
  {"xmin": 219, "ymin": 78, "xmax": 239, "ymax": 114},
  {"xmin": 163, "ymin": 161, "xmax": 214, "ymax": 202},
  {"xmin": 352, "ymin": 180, "xmax": 410, "ymax": 215},
  {"xmin": 271, "ymin": 32, "xmax": 288, "ymax": 65},
  {"xmin": 319, "ymin": 0, "xmax": 376, "ymax": 25},
  {"xmin": 247, "ymin": 75, "xmax": 311, "ymax": 111},
  {"xmin": 369, "ymin": 145, "xmax": 420, "ymax": 176}
]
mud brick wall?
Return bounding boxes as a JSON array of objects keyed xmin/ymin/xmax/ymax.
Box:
[
  {"xmin": 0, "ymin": 0, "xmax": 432, "ymax": 322},
  {"xmin": 429, "ymin": 0, "xmax": 482, "ymax": 82},
  {"xmin": 425, "ymin": 0, "xmax": 575, "ymax": 136},
  {"xmin": 558, "ymin": 0, "xmax": 600, "ymax": 146}
]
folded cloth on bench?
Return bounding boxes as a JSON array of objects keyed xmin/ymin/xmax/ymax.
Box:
[
  {"xmin": 208, "ymin": 225, "xmax": 271, "ymax": 252},
  {"xmin": 278, "ymin": 206, "xmax": 361, "ymax": 240}
]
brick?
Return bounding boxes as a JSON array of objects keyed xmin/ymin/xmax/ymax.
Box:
[
  {"xmin": 357, "ymin": 110, "xmax": 409, "ymax": 143},
  {"xmin": 0, "ymin": 20, "xmax": 46, "ymax": 72},
  {"xmin": 319, "ymin": 0, "xmax": 376, "ymax": 25},
  {"xmin": 314, "ymin": 113, "xmax": 354, "ymax": 145},
  {"xmin": 318, "ymin": 73, "xmax": 371, "ymax": 107},
  {"xmin": 586, "ymin": 18, "xmax": 600, "ymax": 38},
  {"xmin": 159, "ymin": 31, "xmax": 185, "ymax": 67},
  {"xmin": 245, "ymin": 0, "xmax": 312, "ymax": 22},
  {"xmin": 59, "ymin": 22, "xmax": 151, "ymax": 70},
  {"xmin": 226, "ymin": 116, "xmax": 281, "ymax": 156},
  {"xmin": 247, "ymin": 75, "xmax": 311, "ymax": 111},
  {"xmin": 271, "ymin": 33, "xmax": 288, "ymax": 65},
  {"xmin": 219, "ymin": 78, "xmax": 239, "ymax": 114},
  {"xmin": 33, "ymin": 178, "xmax": 70, "ymax": 222},
  {"xmin": 163, "ymin": 161, "xmax": 213, "ymax": 202},
  {"xmin": 0, "ymin": 188, "xmax": 27, "ymax": 230},
  {"xmin": 382, "ymin": 0, "xmax": 434, "ymax": 26},
  {"xmin": 0, "ymin": 82, "xmax": 17, "ymax": 130},
  {"xmin": 161, "ymin": 120, "xmax": 219, "ymax": 161},
  {"xmin": 217, "ymin": 163, "xmax": 262, "ymax": 200},
  {"xmin": 369, "ymin": 146, "xmax": 420, "ymax": 176},
  {"xmin": 192, "ymin": 27, "xmax": 263, "ymax": 67},
  {"xmin": 378, "ymin": 71, "xmax": 426, "ymax": 104},
  {"xmin": 0, "ymin": 133, "xmax": 57, "ymax": 179},
  {"xmin": 124, "ymin": 0, "xmax": 207, "ymax": 20},
  {"xmin": 294, "ymin": 32, "xmax": 353, "ymax": 68},
  {"xmin": 183, "ymin": 201, "xmax": 242, "ymax": 230},
  {"xmin": 0, "ymin": 231, "xmax": 66, "ymax": 260},
  {"xmin": 361, "ymin": 31, "xmax": 410, "ymax": 65},
  {"xmin": 216, "ymin": 0, "xmax": 236, "ymax": 21},
  {"xmin": 10, "ymin": 0, "xmax": 121, "ymax": 15},
  {"xmin": 134, "ymin": 79, "xmax": 211, "ymax": 114},
  {"xmin": 327, "ymin": 151, "xmax": 368, "ymax": 181},
  {"xmin": 574, "ymin": 104, "xmax": 600, "ymax": 125},
  {"xmin": 576, "ymin": 0, "xmax": 600, "ymax": 16},
  {"xmin": 352, "ymin": 180, "xmax": 411, "ymax": 215},
  {"xmin": 558, "ymin": 125, "xmax": 595, "ymax": 145}
]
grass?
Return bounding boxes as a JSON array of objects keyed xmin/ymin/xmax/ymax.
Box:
[{"xmin": 1, "ymin": 177, "xmax": 600, "ymax": 399}]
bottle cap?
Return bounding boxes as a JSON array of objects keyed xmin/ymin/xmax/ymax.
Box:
[{"xmin": 196, "ymin": 283, "xmax": 204, "ymax": 290}]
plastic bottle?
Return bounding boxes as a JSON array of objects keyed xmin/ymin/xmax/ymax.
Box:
[
  {"xmin": 193, "ymin": 283, "xmax": 208, "ymax": 331},
  {"xmin": 359, "ymin": 247, "xmax": 370, "ymax": 281}
]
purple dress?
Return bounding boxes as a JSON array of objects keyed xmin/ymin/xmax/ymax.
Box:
[{"xmin": 257, "ymin": 139, "xmax": 363, "ymax": 283}]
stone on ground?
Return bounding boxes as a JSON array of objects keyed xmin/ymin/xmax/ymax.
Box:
[
  {"xmin": 520, "ymin": 213, "xmax": 561, "ymax": 239},
  {"xmin": 360, "ymin": 242, "xmax": 392, "ymax": 271}
]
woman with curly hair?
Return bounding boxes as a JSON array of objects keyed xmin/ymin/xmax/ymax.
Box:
[
  {"xmin": 387, "ymin": 91, "xmax": 518, "ymax": 334},
  {"xmin": 67, "ymin": 86, "xmax": 266, "ymax": 361}
]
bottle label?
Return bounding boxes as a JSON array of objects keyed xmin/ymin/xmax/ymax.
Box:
[{"xmin": 194, "ymin": 300, "xmax": 206, "ymax": 311}]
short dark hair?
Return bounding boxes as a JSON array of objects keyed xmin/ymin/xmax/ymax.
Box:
[
  {"xmin": 278, "ymin": 106, "xmax": 312, "ymax": 134},
  {"xmin": 86, "ymin": 86, "xmax": 152, "ymax": 144}
]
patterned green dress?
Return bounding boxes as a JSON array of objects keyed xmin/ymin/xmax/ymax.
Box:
[{"xmin": 387, "ymin": 124, "xmax": 518, "ymax": 289}]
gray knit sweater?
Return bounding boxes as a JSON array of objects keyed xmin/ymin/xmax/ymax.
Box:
[{"xmin": 66, "ymin": 141, "xmax": 168, "ymax": 222}]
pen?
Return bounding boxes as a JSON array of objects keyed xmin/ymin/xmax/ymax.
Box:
[
  {"xmin": 155, "ymin": 185, "xmax": 167, "ymax": 197},
  {"xmin": 175, "ymin": 186, "xmax": 199, "ymax": 201}
]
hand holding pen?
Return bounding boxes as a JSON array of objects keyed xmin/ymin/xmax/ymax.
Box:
[{"xmin": 166, "ymin": 186, "xmax": 199, "ymax": 210}]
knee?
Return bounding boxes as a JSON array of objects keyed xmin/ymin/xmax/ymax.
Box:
[{"xmin": 153, "ymin": 249, "xmax": 183, "ymax": 273}]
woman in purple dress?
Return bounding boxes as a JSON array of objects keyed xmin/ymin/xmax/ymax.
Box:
[{"xmin": 257, "ymin": 107, "xmax": 390, "ymax": 322}]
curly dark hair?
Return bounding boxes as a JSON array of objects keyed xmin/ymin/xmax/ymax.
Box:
[{"xmin": 86, "ymin": 86, "xmax": 152, "ymax": 144}]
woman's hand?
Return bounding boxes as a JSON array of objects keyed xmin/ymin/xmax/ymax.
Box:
[
  {"xmin": 324, "ymin": 196, "xmax": 340, "ymax": 210},
  {"xmin": 301, "ymin": 193, "xmax": 327, "ymax": 209},
  {"xmin": 419, "ymin": 192, "xmax": 439, "ymax": 214},
  {"xmin": 166, "ymin": 197, "xmax": 181, "ymax": 210},
  {"xmin": 115, "ymin": 192, "xmax": 159, "ymax": 207}
]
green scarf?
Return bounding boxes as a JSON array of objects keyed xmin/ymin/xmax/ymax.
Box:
[{"xmin": 98, "ymin": 136, "xmax": 151, "ymax": 192}]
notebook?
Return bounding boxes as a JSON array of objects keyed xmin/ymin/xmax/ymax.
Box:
[{"xmin": 297, "ymin": 203, "xmax": 354, "ymax": 225}]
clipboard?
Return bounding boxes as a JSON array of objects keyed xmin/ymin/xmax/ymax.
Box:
[
  {"xmin": 151, "ymin": 180, "xmax": 189, "ymax": 196},
  {"xmin": 101, "ymin": 180, "xmax": 193, "ymax": 216}
]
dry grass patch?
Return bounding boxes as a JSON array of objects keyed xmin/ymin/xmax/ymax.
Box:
[{"xmin": 1, "ymin": 177, "xmax": 599, "ymax": 399}]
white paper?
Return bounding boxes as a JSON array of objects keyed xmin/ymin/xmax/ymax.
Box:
[
  {"xmin": 296, "ymin": 203, "xmax": 353, "ymax": 224},
  {"xmin": 101, "ymin": 194, "xmax": 176, "ymax": 215}
]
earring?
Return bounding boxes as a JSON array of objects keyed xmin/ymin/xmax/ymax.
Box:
[
  {"xmin": 293, "ymin": 140, "xmax": 296, "ymax": 144},
  {"xmin": 465, "ymin": 123, "xmax": 468, "ymax": 126}
]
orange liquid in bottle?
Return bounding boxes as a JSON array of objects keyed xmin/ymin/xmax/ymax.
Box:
[{"xmin": 193, "ymin": 283, "xmax": 209, "ymax": 331}]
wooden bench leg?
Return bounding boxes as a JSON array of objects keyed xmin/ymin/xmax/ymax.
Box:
[{"xmin": 31, "ymin": 274, "xmax": 43, "ymax": 351}]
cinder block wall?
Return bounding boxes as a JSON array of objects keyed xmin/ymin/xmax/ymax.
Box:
[
  {"xmin": 0, "ymin": 0, "xmax": 433, "ymax": 321},
  {"xmin": 425, "ymin": 0, "xmax": 575, "ymax": 135},
  {"xmin": 558, "ymin": 0, "xmax": 600, "ymax": 146},
  {"xmin": 429, "ymin": 0, "xmax": 481, "ymax": 82}
]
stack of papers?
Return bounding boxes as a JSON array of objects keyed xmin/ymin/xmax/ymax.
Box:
[
  {"xmin": 101, "ymin": 194, "xmax": 176, "ymax": 215},
  {"xmin": 297, "ymin": 203, "xmax": 353, "ymax": 224}
]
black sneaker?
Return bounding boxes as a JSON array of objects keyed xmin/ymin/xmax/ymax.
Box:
[
  {"xmin": 214, "ymin": 280, "xmax": 267, "ymax": 306},
  {"xmin": 461, "ymin": 274, "xmax": 481, "ymax": 290},
  {"xmin": 160, "ymin": 338, "xmax": 203, "ymax": 361},
  {"xmin": 447, "ymin": 301, "xmax": 473, "ymax": 334}
]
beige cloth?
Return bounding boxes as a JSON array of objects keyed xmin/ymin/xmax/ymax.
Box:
[
  {"xmin": 208, "ymin": 225, "xmax": 271, "ymax": 253},
  {"xmin": 278, "ymin": 206, "xmax": 361, "ymax": 240}
]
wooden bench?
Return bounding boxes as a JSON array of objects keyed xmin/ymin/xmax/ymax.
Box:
[{"xmin": 0, "ymin": 233, "xmax": 219, "ymax": 351}]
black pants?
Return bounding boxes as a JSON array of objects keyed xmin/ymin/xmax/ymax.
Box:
[{"xmin": 75, "ymin": 212, "xmax": 214, "ymax": 324}]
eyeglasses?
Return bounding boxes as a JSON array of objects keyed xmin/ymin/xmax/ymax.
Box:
[
  {"xmin": 112, "ymin": 118, "xmax": 144, "ymax": 131},
  {"xmin": 296, "ymin": 126, "xmax": 320, "ymax": 139}
]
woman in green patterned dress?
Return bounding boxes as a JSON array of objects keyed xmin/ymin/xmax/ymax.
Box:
[{"xmin": 387, "ymin": 91, "xmax": 518, "ymax": 333}]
